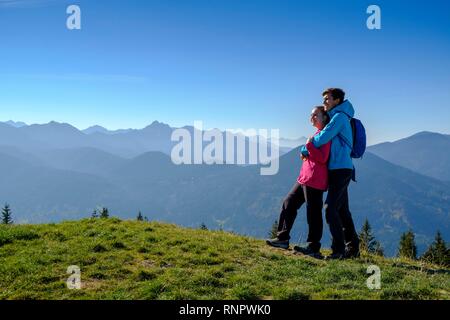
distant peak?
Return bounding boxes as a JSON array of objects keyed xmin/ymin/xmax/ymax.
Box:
[
  {"xmin": 144, "ymin": 121, "xmax": 171, "ymax": 130},
  {"xmin": 27, "ymin": 121, "xmax": 81, "ymax": 132},
  {"xmin": 47, "ymin": 120, "xmax": 63, "ymax": 126},
  {"xmin": 47, "ymin": 121, "xmax": 75, "ymax": 128},
  {"xmin": 404, "ymin": 131, "xmax": 450, "ymax": 142},
  {"xmin": 83, "ymin": 125, "xmax": 109, "ymax": 134},
  {"xmin": 411, "ymin": 131, "xmax": 439, "ymax": 137},
  {"xmin": 88, "ymin": 125, "xmax": 108, "ymax": 129},
  {"xmin": 3, "ymin": 120, "xmax": 28, "ymax": 128}
]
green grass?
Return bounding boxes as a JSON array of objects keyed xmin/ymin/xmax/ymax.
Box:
[{"xmin": 0, "ymin": 218, "xmax": 448, "ymax": 300}]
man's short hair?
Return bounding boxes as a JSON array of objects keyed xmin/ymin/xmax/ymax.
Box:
[{"xmin": 322, "ymin": 88, "xmax": 345, "ymax": 104}]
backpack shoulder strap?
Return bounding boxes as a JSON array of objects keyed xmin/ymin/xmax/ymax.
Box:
[{"xmin": 335, "ymin": 112, "xmax": 353, "ymax": 148}]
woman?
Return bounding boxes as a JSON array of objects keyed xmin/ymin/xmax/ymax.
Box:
[{"xmin": 266, "ymin": 106, "xmax": 331, "ymax": 258}]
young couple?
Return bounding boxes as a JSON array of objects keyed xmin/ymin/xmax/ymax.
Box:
[{"xmin": 267, "ymin": 88, "xmax": 360, "ymax": 260}]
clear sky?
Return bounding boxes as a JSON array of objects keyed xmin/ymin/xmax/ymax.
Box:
[{"xmin": 0, "ymin": 0, "xmax": 449, "ymax": 144}]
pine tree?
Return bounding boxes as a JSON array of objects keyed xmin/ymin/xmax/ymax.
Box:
[
  {"xmin": 100, "ymin": 207, "xmax": 109, "ymax": 219},
  {"xmin": 422, "ymin": 231, "xmax": 449, "ymax": 267},
  {"xmin": 1, "ymin": 203, "xmax": 13, "ymax": 225},
  {"xmin": 137, "ymin": 211, "xmax": 144, "ymax": 221},
  {"xmin": 358, "ymin": 218, "xmax": 383, "ymax": 255},
  {"xmin": 91, "ymin": 209, "xmax": 98, "ymax": 219},
  {"xmin": 268, "ymin": 220, "xmax": 278, "ymax": 239},
  {"xmin": 398, "ymin": 230, "xmax": 417, "ymax": 259},
  {"xmin": 359, "ymin": 218, "xmax": 374, "ymax": 252},
  {"xmin": 200, "ymin": 222, "xmax": 208, "ymax": 230}
]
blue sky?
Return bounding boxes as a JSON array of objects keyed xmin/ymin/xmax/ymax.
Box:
[{"xmin": 0, "ymin": 0, "xmax": 449, "ymax": 144}]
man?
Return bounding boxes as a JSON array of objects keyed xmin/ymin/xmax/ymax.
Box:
[{"xmin": 300, "ymin": 88, "xmax": 359, "ymax": 259}]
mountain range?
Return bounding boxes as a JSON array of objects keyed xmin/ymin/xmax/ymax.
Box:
[
  {"xmin": 369, "ymin": 131, "xmax": 450, "ymax": 181},
  {"xmin": 0, "ymin": 120, "xmax": 448, "ymax": 256},
  {"xmin": 0, "ymin": 120, "xmax": 293, "ymax": 160}
]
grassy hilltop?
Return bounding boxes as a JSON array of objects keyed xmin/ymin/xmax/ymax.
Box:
[{"xmin": 0, "ymin": 218, "xmax": 449, "ymax": 300}]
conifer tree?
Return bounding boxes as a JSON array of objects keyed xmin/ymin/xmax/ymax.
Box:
[
  {"xmin": 1, "ymin": 203, "xmax": 13, "ymax": 225},
  {"xmin": 422, "ymin": 231, "xmax": 449, "ymax": 267},
  {"xmin": 358, "ymin": 218, "xmax": 383, "ymax": 255},
  {"xmin": 100, "ymin": 207, "xmax": 109, "ymax": 219},
  {"xmin": 398, "ymin": 230, "xmax": 417, "ymax": 259},
  {"xmin": 137, "ymin": 211, "xmax": 144, "ymax": 221}
]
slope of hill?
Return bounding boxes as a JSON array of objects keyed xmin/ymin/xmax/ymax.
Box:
[
  {"xmin": 0, "ymin": 219, "xmax": 448, "ymax": 300},
  {"xmin": 368, "ymin": 132, "xmax": 450, "ymax": 181}
]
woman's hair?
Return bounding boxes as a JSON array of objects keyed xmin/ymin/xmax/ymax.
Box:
[{"xmin": 314, "ymin": 106, "xmax": 330, "ymax": 125}]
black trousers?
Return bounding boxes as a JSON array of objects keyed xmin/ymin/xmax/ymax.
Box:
[
  {"xmin": 277, "ymin": 182, "xmax": 324, "ymax": 252},
  {"xmin": 325, "ymin": 169, "xmax": 359, "ymax": 254}
]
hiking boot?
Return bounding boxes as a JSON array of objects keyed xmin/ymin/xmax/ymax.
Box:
[
  {"xmin": 324, "ymin": 252, "xmax": 345, "ymax": 260},
  {"xmin": 293, "ymin": 245, "xmax": 323, "ymax": 259},
  {"xmin": 266, "ymin": 238, "xmax": 289, "ymax": 249}
]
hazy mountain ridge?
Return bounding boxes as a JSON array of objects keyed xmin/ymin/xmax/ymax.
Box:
[
  {"xmin": 3, "ymin": 120, "xmax": 27, "ymax": 128},
  {"xmin": 0, "ymin": 120, "xmax": 296, "ymax": 158},
  {"xmin": 369, "ymin": 131, "xmax": 450, "ymax": 181}
]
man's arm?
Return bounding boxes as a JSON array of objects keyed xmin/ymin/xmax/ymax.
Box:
[
  {"xmin": 306, "ymin": 141, "xmax": 330, "ymax": 164},
  {"xmin": 312, "ymin": 113, "xmax": 345, "ymax": 148},
  {"xmin": 300, "ymin": 145, "xmax": 309, "ymax": 157}
]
